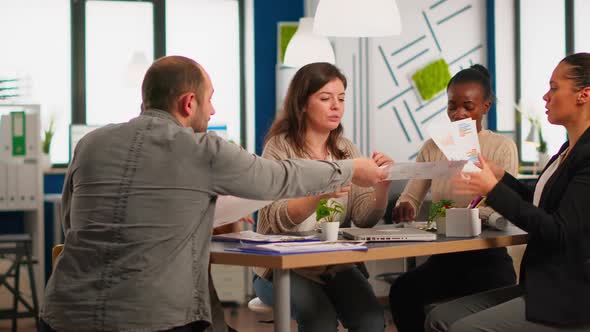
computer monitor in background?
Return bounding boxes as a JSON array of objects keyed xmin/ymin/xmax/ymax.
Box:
[{"xmin": 69, "ymin": 124, "xmax": 101, "ymax": 161}]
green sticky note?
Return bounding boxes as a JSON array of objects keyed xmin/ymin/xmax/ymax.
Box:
[
  {"xmin": 412, "ymin": 59, "xmax": 452, "ymax": 101},
  {"xmin": 11, "ymin": 111, "xmax": 26, "ymax": 156}
]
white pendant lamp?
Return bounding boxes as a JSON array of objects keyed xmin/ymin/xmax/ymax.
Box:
[
  {"xmin": 313, "ymin": 0, "xmax": 402, "ymax": 37},
  {"xmin": 283, "ymin": 17, "xmax": 336, "ymax": 68}
]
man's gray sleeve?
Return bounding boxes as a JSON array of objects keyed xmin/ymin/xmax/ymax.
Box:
[{"xmin": 203, "ymin": 135, "xmax": 354, "ymax": 200}]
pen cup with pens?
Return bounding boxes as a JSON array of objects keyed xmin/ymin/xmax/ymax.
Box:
[{"xmin": 445, "ymin": 196, "xmax": 484, "ymax": 237}]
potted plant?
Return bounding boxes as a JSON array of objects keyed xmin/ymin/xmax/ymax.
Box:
[
  {"xmin": 316, "ymin": 198, "xmax": 345, "ymax": 241},
  {"xmin": 428, "ymin": 199, "xmax": 453, "ymax": 235},
  {"xmin": 41, "ymin": 117, "xmax": 54, "ymax": 168},
  {"xmin": 515, "ymin": 101, "xmax": 549, "ymax": 169}
]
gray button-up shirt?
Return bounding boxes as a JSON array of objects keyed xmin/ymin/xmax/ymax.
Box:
[{"xmin": 41, "ymin": 109, "xmax": 353, "ymax": 331}]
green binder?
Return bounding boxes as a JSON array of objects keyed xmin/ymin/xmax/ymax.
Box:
[{"xmin": 11, "ymin": 111, "xmax": 26, "ymax": 156}]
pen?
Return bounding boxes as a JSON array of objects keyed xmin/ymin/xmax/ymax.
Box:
[
  {"xmin": 474, "ymin": 196, "xmax": 487, "ymax": 208},
  {"xmin": 468, "ymin": 196, "xmax": 485, "ymax": 208}
]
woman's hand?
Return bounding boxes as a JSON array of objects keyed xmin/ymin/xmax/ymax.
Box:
[
  {"xmin": 393, "ymin": 202, "xmax": 415, "ymax": 222},
  {"xmin": 452, "ymin": 154, "xmax": 500, "ymax": 197},
  {"xmin": 480, "ymin": 156, "xmax": 506, "ymax": 180},
  {"xmin": 372, "ymin": 152, "xmax": 393, "ymax": 189}
]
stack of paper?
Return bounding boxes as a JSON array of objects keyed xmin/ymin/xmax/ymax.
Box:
[
  {"xmin": 227, "ymin": 241, "xmax": 368, "ymax": 255},
  {"xmin": 426, "ymin": 118, "xmax": 481, "ymax": 172},
  {"xmin": 212, "ymin": 230, "xmax": 318, "ymax": 243}
]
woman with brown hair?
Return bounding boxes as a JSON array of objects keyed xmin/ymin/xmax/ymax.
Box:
[{"xmin": 253, "ymin": 62, "xmax": 391, "ymax": 332}]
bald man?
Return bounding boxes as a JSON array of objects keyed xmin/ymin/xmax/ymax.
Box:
[{"xmin": 40, "ymin": 56, "xmax": 385, "ymax": 332}]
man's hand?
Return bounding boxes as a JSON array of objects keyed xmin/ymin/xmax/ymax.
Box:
[
  {"xmin": 351, "ymin": 158, "xmax": 387, "ymax": 187},
  {"xmin": 372, "ymin": 152, "xmax": 393, "ymax": 190},
  {"xmin": 393, "ymin": 202, "xmax": 415, "ymax": 222}
]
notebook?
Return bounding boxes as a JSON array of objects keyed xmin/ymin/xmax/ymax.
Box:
[{"xmin": 341, "ymin": 225, "xmax": 436, "ymax": 242}]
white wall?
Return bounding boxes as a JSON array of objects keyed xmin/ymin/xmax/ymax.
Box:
[
  {"xmin": 519, "ymin": 0, "xmax": 567, "ymax": 162},
  {"xmin": 334, "ymin": 0, "xmax": 487, "ymax": 161},
  {"xmin": 494, "ymin": 0, "xmax": 516, "ymax": 132}
]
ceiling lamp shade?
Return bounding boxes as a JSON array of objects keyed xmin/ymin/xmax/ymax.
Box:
[
  {"xmin": 283, "ymin": 17, "xmax": 335, "ymax": 68},
  {"xmin": 313, "ymin": 0, "xmax": 402, "ymax": 37}
]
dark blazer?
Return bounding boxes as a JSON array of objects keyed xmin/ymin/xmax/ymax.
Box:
[{"xmin": 486, "ymin": 126, "xmax": 590, "ymax": 326}]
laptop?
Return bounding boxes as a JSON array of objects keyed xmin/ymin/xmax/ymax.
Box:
[{"xmin": 341, "ymin": 225, "xmax": 436, "ymax": 242}]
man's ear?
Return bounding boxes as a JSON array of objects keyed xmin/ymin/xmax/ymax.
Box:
[
  {"xmin": 577, "ymin": 87, "xmax": 590, "ymax": 105},
  {"xmin": 178, "ymin": 92, "xmax": 195, "ymax": 117}
]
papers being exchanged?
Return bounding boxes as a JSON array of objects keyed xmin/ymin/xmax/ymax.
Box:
[
  {"xmin": 426, "ymin": 118, "xmax": 482, "ymax": 173},
  {"xmin": 214, "ymin": 196, "xmax": 273, "ymax": 227},
  {"xmin": 382, "ymin": 161, "xmax": 466, "ymax": 180}
]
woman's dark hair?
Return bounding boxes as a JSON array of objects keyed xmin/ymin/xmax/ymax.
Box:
[
  {"xmin": 447, "ymin": 64, "xmax": 496, "ymax": 103},
  {"xmin": 265, "ymin": 62, "xmax": 349, "ymax": 159},
  {"xmin": 561, "ymin": 52, "xmax": 590, "ymax": 90}
]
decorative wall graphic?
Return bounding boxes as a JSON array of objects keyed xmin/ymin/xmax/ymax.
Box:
[
  {"xmin": 334, "ymin": 0, "xmax": 486, "ymax": 161},
  {"xmin": 412, "ymin": 59, "xmax": 451, "ymax": 101}
]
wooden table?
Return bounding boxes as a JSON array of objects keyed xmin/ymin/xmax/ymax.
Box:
[{"xmin": 210, "ymin": 228, "xmax": 528, "ymax": 332}]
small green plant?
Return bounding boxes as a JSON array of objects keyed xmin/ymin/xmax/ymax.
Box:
[
  {"xmin": 427, "ymin": 199, "xmax": 453, "ymax": 229},
  {"xmin": 315, "ymin": 198, "xmax": 345, "ymax": 223},
  {"xmin": 42, "ymin": 117, "xmax": 55, "ymax": 154}
]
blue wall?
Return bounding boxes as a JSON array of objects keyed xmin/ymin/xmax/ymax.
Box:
[{"xmin": 253, "ymin": 1, "xmax": 304, "ymax": 154}]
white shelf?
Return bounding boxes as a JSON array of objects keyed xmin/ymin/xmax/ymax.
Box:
[{"xmin": 0, "ymin": 104, "xmax": 45, "ymax": 301}]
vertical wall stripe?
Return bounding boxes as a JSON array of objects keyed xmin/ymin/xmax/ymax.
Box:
[
  {"xmin": 358, "ymin": 38, "xmax": 364, "ymax": 155},
  {"xmin": 352, "ymin": 54, "xmax": 357, "ymax": 145},
  {"xmin": 565, "ymin": 0, "xmax": 574, "ymax": 54},
  {"xmin": 365, "ymin": 38, "xmax": 370, "ymax": 155},
  {"xmin": 486, "ymin": 0, "xmax": 497, "ymax": 131}
]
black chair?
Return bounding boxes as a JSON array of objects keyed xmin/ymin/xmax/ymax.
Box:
[{"xmin": 0, "ymin": 234, "xmax": 39, "ymax": 332}]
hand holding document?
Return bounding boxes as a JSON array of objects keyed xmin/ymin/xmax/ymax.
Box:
[
  {"xmin": 426, "ymin": 118, "xmax": 482, "ymax": 172},
  {"xmin": 381, "ymin": 161, "xmax": 466, "ymax": 180},
  {"xmin": 214, "ymin": 196, "xmax": 273, "ymax": 227}
]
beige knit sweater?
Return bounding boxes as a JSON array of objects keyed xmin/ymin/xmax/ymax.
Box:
[
  {"xmin": 397, "ymin": 129, "xmax": 519, "ymax": 219},
  {"xmin": 255, "ymin": 134, "xmax": 385, "ymax": 281}
]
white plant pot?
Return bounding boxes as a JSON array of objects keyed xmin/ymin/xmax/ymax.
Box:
[{"xmin": 320, "ymin": 222, "xmax": 340, "ymax": 241}]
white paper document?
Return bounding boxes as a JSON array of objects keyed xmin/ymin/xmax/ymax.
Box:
[
  {"xmin": 214, "ymin": 196, "xmax": 273, "ymax": 227},
  {"xmin": 426, "ymin": 118, "xmax": 482, "ymax": 172},
  {"xmin": 382, "ymin": 161, "xmax": 466, "ymax": 180},
  {"xmin": 212, "ymin": 230, "xmax": 317, "ymax": 243}
]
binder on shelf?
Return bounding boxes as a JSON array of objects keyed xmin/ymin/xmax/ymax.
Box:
[
  {"xmin": 5, "ymin": 163, "xmax": 18, "ymax": 210},
  {"xmin": 17, "ymin": 163, "xmax": 38, "ymax": 209},
  {"xmin": 0, "ymin": 164, "xmax": 6, "ymax": 209},
  {"xmin": 11, "ymin": 111, "xmax": 26, "ymax": 157},
  {"xmin": 25, "ymin": 112, "xmax": 39, "ymax": 158},
  {"xmin": 0, "ymin": 114, "xmax": 10, "ymax": 160}
]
